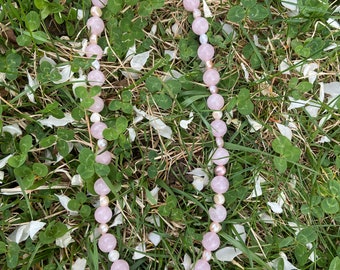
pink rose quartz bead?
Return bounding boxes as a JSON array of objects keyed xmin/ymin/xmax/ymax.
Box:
[
  {"xmin": 211, "ymin": 176, "xmax": 229, "ymax": 193},
  {"xmin": 91, "ymin": 121, "xmax": 107, "ymax": 139},
  {"xmin": 183, "ymin": 0, "xmax": 200, "ymax": 12},
  {"xmin": 94, "ymin": 178, "xmax": 110, "ymax": 195},
  {"xmin": 194, "ymin": 259, "xmax": 210, "ymax": 270},
  {"xmin": 87, "ymin": 16, "xmax": 105, "ymax": 36},
  {"xmin": 203, "ymin": 69, "xmax": 220, "ymax": 86},
  {"xmin": 92, "ymin": 0, "xmax": 108, "ymax": 8},
  {"xmin": 202, "ymin": 232, "xmax": 220, "ymax": 251},
  {"xmin": 88, "ymin": 70, "xmax": 105, "ymax": 86},
  {"xmin": 214, "ymin": 165, "xmax": 226, "ymax": 176},
  {"xmin": 192, "ymin": 17, "xmax": 209, "ymax": 35},
  {"xmin": 85, "ymin": 44, "xmax": 103, "ymax": 60},
  {"xmin": 98, "ymin": 233, "xmax": 117, "ymax": 253},
  {"xmin": 89, "ymin": 96, "xmax": 104, "ymax": 113},
  {"xmin": 198, "ymin": 44, "xmax": 214, "ymax": 61},
  {"xmin": 207, "ymin": 94, "xmax": 224, "ymax": 110},
  {"xmin": 94, "ymin": 206, "xmax": 112, "ymax": 224},
  {"xmin": 212, "ymin": 147, "xmax": 229, "ymax": 165},
  {"xmin": 209, "ymin": 204, "xmax": 227, "ymax": 223},
  {"xmin": 95, "ymin": 151, "xmax": 112, "ymax": 165},
  {"xmin": 211, "ymin": 119, "xmax": 227, "ymax": 137},
  {"xmin": 111, "ymin": 260, "xmax": 130, "ymax": 270}
]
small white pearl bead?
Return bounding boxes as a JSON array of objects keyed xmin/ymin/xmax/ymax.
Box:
[
  {"xmin": 214, "ymin": 194, "xmax": 225, "ymax": 205},
  {"xmin": 97, "ymin": 138, "xmax": 108, "ymax": 149},
  {"xmin": 108, "ymin": 250, "xmax": 120, "ymax": 262},
  {"xmin": 89, "ymin": 34, "xmax": 98, "ymax": 44},
  {"xmin": 205, "ymin": 60, "xmax": 214, "ymax": 69},
  {"xmin": 98, "ymin": 223, "xmax": 109, "ymax": 234},
  {"xmin": 209, "ymin": 85, "xmax": 218, "ymax": 94},
  {"xmin": 212, "ymin": 111, "xmax": 223, "ymax": 120},
  {"xmin": 209, "ymin": 222, "xmax": 222, "ymax": 233},
  {"xmin": 216, "ymin": 137, "xmax": 224, "ymax": 148},
  {"xmin": 202, "ymin": 250, "xmax": 212, "ymax": 261},
  {"xmin": 199, "ymin": 34, "xmax": 208, "ymax": 44},
  {"xmin": 90, "ymin": 112, "xmax": 101, "ymax": 123},
  {"xmin": 99, "ymin": 196, "xmax": 110, "ymax": 207},
  {"xmin": 193, "ymin": 8, "xmax": 201, "ymax": 18},
  {"xmin": 91, "ymin": 6, "xmax": 102, "ymax": 17}
]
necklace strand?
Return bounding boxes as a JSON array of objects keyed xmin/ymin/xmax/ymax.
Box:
[{"xmin": 183, "ymin": 1, "xmax": 230, "ymax": 270}]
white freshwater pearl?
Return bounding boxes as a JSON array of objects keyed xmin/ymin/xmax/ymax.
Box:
[
  {"xmin": 89, "ymin": 34, "xmax": 98, "ymax": 44},
  {"xmin": 193, "ymin": 8, "xmax": 201, "ymax": 18},
  {"xmin": 108, "ymin": 250, "xmax": 120, "ymax": 262},
  {"xmin": 199, "ymin": 34, "xmax": 208, "ymax": 44},
  {"xmin": 214, "ymin": 194, "xmax": 225, "ymax": 205},
  {"xmin": 97, "ymin": 138, "xmax": 108, "ymax": 149},
  {"xmin": 209, "ymin": 222, "xmax": 222, "ymax": 233},
  {"xmin": 90, "ymin": 112, "xmax": 101, "ymax": 123},
  {"xmin": 202, "ymin": 250, "xmax": 212, "ymax": 261},
  {"xmin": 100, "ymin": 196, "xmax": 110, "ymax": 207},
  {"xmin": 98, "ymin": 223, "xmax": 109, "ymax": 234},
  {"xmin": 212, "ymin": 111, "xmax": 223, "ymax": 120},
  {"xmin": 90, "ymin": 6, "xmax": 102, "ymax": 17}
]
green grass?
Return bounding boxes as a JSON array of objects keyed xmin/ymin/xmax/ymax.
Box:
[{"xmin": 0, "ymin": 0, "xmax": 339, "ymax": 269}]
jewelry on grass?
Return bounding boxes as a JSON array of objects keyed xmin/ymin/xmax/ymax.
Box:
[
  {"xmin": 85, "ymin": 0, "xmax": 129, "ymax": 269},
  {"xmin": 183, "ymin": 1, "xmax": 230, "ymax": 270}
]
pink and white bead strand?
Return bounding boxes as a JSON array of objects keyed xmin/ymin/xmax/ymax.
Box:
[
  {"xmin": 183, "ymin": 1, "xmax": 230, "ymax": 270},
  {"xmin": 86, "ymin": 1, "xmax": 129, "ymax": 269}
]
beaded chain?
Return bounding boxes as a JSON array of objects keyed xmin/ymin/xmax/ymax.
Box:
[
  {"xmin": 183, "ymin": 1, "xmax": 230, "ymax": 270},
  {"xmin": 84, "ymin": 0, "xmax": 129, "ymax": 269}
]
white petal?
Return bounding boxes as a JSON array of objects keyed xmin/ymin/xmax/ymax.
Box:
[
  {"xmin": 125, "ymin": 44, "xmax": 136, "ymax": 62},
  {"xmin": 150, "ymin": 186, "xmax": 160, "ymax": 202},
  {"xmin": 287, "ymin": 97, "xmax": 308, "ymax": 110},
  {"xmin": 76, "ymin": 9, "xmax": 84, "ymax": 20},
  {"xmin": 246, "ymin": 115, "xmax": 263, "ymax": 132},
  {"xmin": 8, "ymin": 224, "xmax": 30, "ymax": 243},
  {"xmin": 162, "ymin": 70, "xmax": 182, "ymax": 81},
  {"xmin": 133, "ymin": 106, "xmax": 146, "ymax": 124},
  {"xmin": 127, "ymin": 127, "xmax": 136, "ymax": 142},
  {"xmin": 145, "ymin": 215, "xmax": 161, "ymax": 227},
  {"xmin": 327, "ymin": 18, "xmax": 340, "ymax": 29},
  {"xmin": 279, "ymin": 58, "xmax": 290, "ymax": 74},
  {"xmin": 111, "ymin": 213, "xmax": 123, "ymax": 227},
  {"xmin": 55, "ymin": 194, "xmax": 78, "ymax": 216},
  {"xmin": 322, "ymin": 82, "xmax": 340, "ymax": 105},
  {"xmin": 222, "ymin": 23, "xmax": 235, "ymax": 38},
  {"xmin": 180, "ymin": 112, "xmax": 194, "ymax": 129},
  {"xmin": 0, "ymin": 171, "xmax": 4, "ymax": 182},
  {"xmin": 267, "ymin": 202, "xmax": 283, "ymax": 214},
  {"xmin": 132, "ymin": 243, "xmax": 146, "ymax": 260},
  {"xmin": 121, "ymin": 70, "xmax": 140, "ymax": 79},
  {"xmin": 241, "ymin": 63, "xmax": 249, "ymax": 82},
  {"xmin": 276, "ymin": 123, "xmax": 293, "ymax": 141},
  {"xmin": 268, "ymin": 252, "xmax": 299, "ymax": 270},
  {"xmin": 305, "ymin": 100, "xmax": 320, "ymax": 117},
  {"xmin": 233, "ymin": 224, "xmax": 246, "ymax": 243},
  {"xmin": 29, "ymin": 221, "xmax": 46, "ymax": 240},
  {"xmin": 181, "ymin": 253, "xmax": 192, "ymax": 270},
  {"xmin": 38, "ymin": 113, "xmax": 75, "ymax": 128},
  {"xmin": 130, "ymin": 51, "xmax": 150, "ymax": 71},
  {"xmin": 56, "ymin": 229, "xmax": 74, "ymax": 248},
  {"xmin": 259, "ymin": 212, "xmax": 275, "ymax": 224},
  {"xmin": 40, "ymin": 54, "xmax": 56, "ymax": 66},
  {"xmin": 53, "ymin": 65, "xmax": 74, "ymax": 84},
  {"xmin": 317, "ymin": 136, "xmax": 331, "ymax": 143},
  {"xmin": 247, "ymin": 180, "xmax": 263, "ymax": 198},
  {"xmin": 148, "ymin": 231, "xmax": 161, "ymax": 246},
  {"xmin": 171, "ymin": 23, "xmax": 181, "ymax": 36},
  {"xmin": 70, "ymin": 72, "xmax": 87, "ymax": 95},
  {"xmin": 164, "ymin": 50, "xmax": 176, "ymax": 61},
  {"xmin": 0, "ymin": 154, "xmax": 14, "ymax": 169},
  {"xmin": 2, "ymin": 123, "xmax": 22, "ymax": 137},
  {"xmin": 150, "ymin": 24, "xmax": 157, "ymax": 35},
  {"xmin": 334, "ymin": 6, "xmax": 340, "ymax": 13},
  {"xmin": 215, "ymin": 247, "xmax": 243, "ymax": 262},
  {"xmin": 253, "ymin": 34, "xmax": 266, "ymax": 49},
  {"xmin": 72, "ymin": 258, "xmax": 87, "ymax": 270},
  {"xmin": 192, "ymin": 177, "xmax": 205, "ymax": 191},
  {"xmin": 71, "ymin": 174, "xmax": 83, "ymax": 186},
  {"xmin": 281, "ymin": 0, "xmax": 298, "ymax": 11},
  {"xmin": 288, "ymin": 222, "xmax": 302, "ymax": 235},
  {"xmin": 148, "ymin": 117, "xmax": 173, "ymax": 139},
  {"xmin": 323, "ymin": 43, "xmax": 338, "ymax": 51},
  {"xmin": 202, "ymin": 0, "xmax": 212, "ymax": 17}
]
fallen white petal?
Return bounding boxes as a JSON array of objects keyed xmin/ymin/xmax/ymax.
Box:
[
  {"xmin": 38, "ymin": 113, "xmax": 75, "ymax": 128},
  {"xmin": 121, "ymin": 70, "xmax": 140, "ymax": 79},
  {"xmin": 279, "ymin": 58, "xmax": 290, "ymax": 74},
  {"xmin": 148, "ymin": 117, "xmax": 173, "ymax": 139},
  {"xmin": 56, "ymin": 227, "xmax": 74, "ymax": 248},
  {"xmin": 233, "ymin": 224, "xmax": 246, "ymax": 243},
  {"xmin": 71, "ymin": 174, "xmax": 83, "ymax": 186},
  {"xmin": 150, "ymin": 24, "xmax": 157, "ymax": 35},
  {"xmin": 111, "ymin": 213, "xmax": 123, "ymax": 227},
  {"xmin": 76, "ymin": 9, "xmax": 84, "ymax": 20},
  {"xmin": 281, "ymin": 0, "xmax": 298, "ymax": 11},
  {"xmin": 287, "ymin": 97, "xmax": 308, "ymax": 110},
  {"xmin": 8, "ymin": 221, "xmax": 46, "ymax": 243},
  {"xmin": 162, "ymin": 70, "xmax": 182, "ymax": 81},
  {"xmin": 180, "ymin": 112, "xmax": 194, "ymax": 129},
  {"xmin": 164, "ymin": 50, "xmax": 176, "ymax": 61},
  {"xmin": 29, "ymin": 221, "xmax": 46, "ymax": 239},
  {"xmin": 171, "ymin": 23, "xmax": 181, "ymax": 37},
  {"xmin": 188, "ymin": 168, "xmax": 209, "ymax": 191},
  {"xmin": 40, "ymin": 54, "xmax": 56, "ymax": 66},
  {"xmin": 322, "ymin": 82, "xmax": 340, "ymax": 106},
  {"xmin": 202, "ymin": 0, "xmax": 212, "ymax": 17},
  {"xmin": 215, "ymin": 247, "xmax": 243, "ymax": 262},
  {"xmin": 70, "ymin": 72, "xmax": 87, "ymax": 95},
  {"xmin": 145, "ymin": 215, "xmax": 161, "ymax": 227},
  {"xmin": 2, "ymin": 123, "xmax": 22, "ymax": 137},
  {"xmin": 247, "ymin": 175, "xmax": 266, "ymax": 198},
  {"xmin": 148, "ymin": 231, "xmax": 161, "ymax": 246},
  {"xmin": 327, "ymin": 18, "xmax": 340, "ymax": 29},
  {"xmin": 276, "ymin": 123, "xmax": 293, "ymax": 141},
  {"xmin": 181, "ymin": 253, "xmax": 192, "ymax": 270},
  {"xmin": 221, "ymin": 22, "xmax": 235, "ymax": 38},
  {"xmin": 55, "ymin": 194, "xmax": 78, "ymax": 216},
  {"xmin": 253, "ymin": 34, "xmax": 266, "ymax": 49},
  {"xmin": 305, "ymin": 100, "xmax": 320, "ymax": 117},
  {"xmin": 268, "ymin": 251, "xmax": 299, "ymax": 270},
  {"xmin": 192, "ymin": 177, "xmax": 206, "ymax": 191},
  {"xmin": 53, "ymin": 64, "xmax": 74, "ymax": 84},
  {"xmin": 317, "ymin": 136, "xmax": 331, "ymax": 143},
  {"xmin": 259, "ymin": 212, "xmax": 275, "ymax": 224},
  {"xmin": 132, "ymin": 243, "xmax": 146, "ymax": 260},
  {"xmin": 130, "ymin": 51, "xmax": 150, "ymax": 71},
  {"xmin": 26, "ymin": 70, "xmax": 39, "ymax": 103},
  {"xmin": 72, "ymin": 258, "xmax": 87, "ymax": 270},
  {"xmin": 288, "ymin": 222, "xmax": 302, "ymax": 235},
  {"xmin": 246, "ymin": 115, "xmax": 263, "ymax": 132},
  {"xmin": 267, "ymin": 202, "xmax": 283, "ymax": 214},
  {"xmin": 127, "ymin": 127, "xmax": 136, "ymax": 142},
  {"xmin": 0, "ymin": 154, "xmax": 14, "ymax": 169},
  {"xmin": 323, "ymin": 43, "xmax": 338, "ymax": 51},
  {"xmin": 0, "ymin": 171, "xmax": 4, "ymax": 182},
  {"xmin": 241, "ymin": 63, "xmax": 249, "ymax": 82},
  {"xmin": 150, "ymin": 186, "xmax": 160, "ymax": 202},
  {"xmin": 125, "ymin": 44, "xmax": 136, "ymax": 62}
]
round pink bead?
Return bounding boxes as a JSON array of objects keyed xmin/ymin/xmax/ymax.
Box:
[
  {"xmin": 87, "ymin": 16, "xmax": 105, "ymax": 36},
  {"xmin": 203, "ymin": 69, "xmax": 220, "ymax": 86},
  {"xmin": 202, "ymin": 232, "xmax": 220, "ymax": 251},
  {"xmin": 194, "ymin": 259, "xmax": 211, "ymax": 270},
  {"xmin": 211, "ymin": 120, "xmax": 227, "ymax": 137},
  {"xmin": 207, "ymin": 94, "xmax": 224, "ymax": 110},
  {"xmin": 211, "ymin": 176, "xmax": 229, "ymax": 193},
  {"xmin": 94, "ymin": 206, "xmax": 112, "ymax": 224},
  {"xmin": 96, "ymin": 151, "xmax": 112, "ymax": 165},
  {"xmin": 91, "ymin": 121, "xmax": 107, "ymax": 139},
  {"xmin": 92, "ymin": 0, "xmax": 108, "ymax": 8},
  {"xmin": 89, "ymin": 96, "xmax": 104, "ymax": 112},
  {"xmin": 94, "ymin": 178, "xmax": 110, "ymax": 195},
  {"xmin": 209, "ymin": 204, "xmax": 227, "ymax": 223},
  {"xmin": 183, "ymin": 0, "xmax": 200, "ymax": 11},
  {"xmin": 192, "ymin": 17, "xmax": 209, "ymax": 35},
  {"xmin": 88, "ymin": 70, "xmax": 105, "ymax": 86},
  {"xmin": 98, "ymin": 233, "xmax": 117, "ymax": 253},
  {"xmin": 85, "ymin": 44, "xmax": 103, "ymax": 60},
  {"xmin": 214, "ymin": 165, "xmax": 226, "ymax": 176},
  {"xmin": 198, "ymin": 44, "xmax": 214, "ymax": 61},
  {"xmin": 212, "ymin": 147, "xmax": 229, "ymax": 165},
  {"xmin": 111, "ymin": 260, "xmax": 129, "ymax": 270}
]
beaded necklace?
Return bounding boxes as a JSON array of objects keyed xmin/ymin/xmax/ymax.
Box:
[
  {"xmin": 84, "ymin": 1, "xmax": 229, "ymax": 269},
  {"xmin": 183, "ymin": 1, "xmax": 230, "ymax": 270}
]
